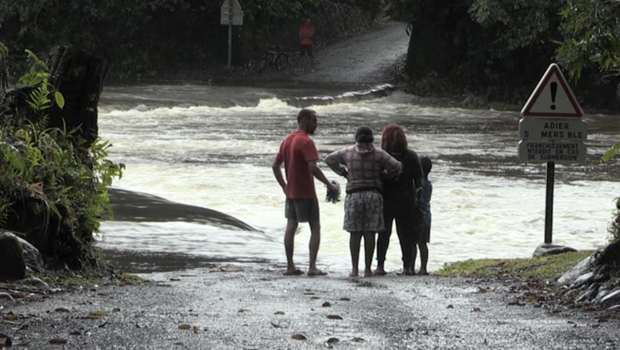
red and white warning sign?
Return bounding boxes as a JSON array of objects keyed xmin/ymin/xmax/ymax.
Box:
[{"xmin": 521, "ymin": 63, "xmax": 583, "ymax": 117}]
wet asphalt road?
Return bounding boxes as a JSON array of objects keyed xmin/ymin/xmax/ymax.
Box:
[
  {"xmin": 247, "ymin": 21, "xmax": 409, "ymax": 87},
  {"xmin": 299, "ymin": 22, "xmax": 409, "ymax": 84},
  {"xmin": 2, "ymin": 270, "xmax": 619, "ymax": 349}
]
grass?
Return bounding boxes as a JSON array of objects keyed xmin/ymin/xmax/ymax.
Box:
[{"xmin": 435, "ymin": 250, "xmax": 595, "ymax": 281}]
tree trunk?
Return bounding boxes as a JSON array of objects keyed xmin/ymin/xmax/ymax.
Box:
[{"xmin": 47, "ymin": 46, "xmax": 110, "ymax": 146}]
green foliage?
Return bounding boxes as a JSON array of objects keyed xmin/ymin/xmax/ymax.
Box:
[
  {"xmin": 558, "ymin": 1, "xmax": 620, "ymax": 160},
  {"xmin": 18, "ymin": 50, "xmax": 51, "ymax": 87},
  {"xmin": 557, "ymin": 0, "xmax": 620, "ymax": 79},
  {"xmin": 0, "ymin": 118, "xmax": 123, "ymax": 261},
  {"xmin": 0, "ymin": 0, "xmax": 381, "ymax": 79},
  {"xmin": 468, "ymin": 0, "xmax": 561, "ymax": 56},
  {"xmin": 0, "ymin": 43, "xmax": 8, "ymax": 56},
  {"xmin": 601, "ymin": 142, "xmax": 620, "ymax": 163},
  {"xmin": 404, "ymin": 0, "xmax": 561, "ymax": 100},
  {"xmin": 54, "ymin": 91, "xmax": 65, "ymax": 110},
  {"xmin": 0, "ymin": 44, "xmax": 123, "ymax": 268},
  {"xmin": 17, "ymin": 50, "xmax": 65, "ymax": 112},
  {"xmin": 402, "ymin": 0, "xmax": 620, "ymax": 109}
]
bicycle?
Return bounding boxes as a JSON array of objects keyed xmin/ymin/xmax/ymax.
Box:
[{"xmin": 256, "ymin": 45, "xmax": 289, "ymax": 72}]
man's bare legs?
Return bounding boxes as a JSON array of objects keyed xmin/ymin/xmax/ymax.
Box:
[
  {"xmin": 283, "ymin": 219, "xmax": 326, "ymax": 275},
  {"xmin": 283, "ymin": 219, "xmax": 299, "ymax": 275},
  {"xmin": 349, "ymin": 231, "xmax": 375, "ymax": 277},
  {"xmin": 307, "ymin": 220, "xmax": 325, "ymax": 276}
]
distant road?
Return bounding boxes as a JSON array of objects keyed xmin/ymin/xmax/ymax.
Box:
[{"xmin": 296, "ymin": 22, "xmax": 409, "ymax": 84}]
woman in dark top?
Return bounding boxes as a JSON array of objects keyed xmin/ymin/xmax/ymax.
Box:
[{"xmin": 375, "ymin": 124, "xmax": 424, "ymax": 276}]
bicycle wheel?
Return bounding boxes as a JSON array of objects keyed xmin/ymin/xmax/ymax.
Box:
[
  {"xmin": 256, "ymin": 54, "xmax": 269, "ymax": 72},
  {"xmin": 275, "ymin": 53, "xmax": 289, "ymax": 71}
]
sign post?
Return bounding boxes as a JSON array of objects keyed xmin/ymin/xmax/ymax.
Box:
[
  {"xmin": 518, "ymin": 63, "xmax": 586, "ymax": 244},
  {"xmin": 220, "ymin": 0, "xmax": 244, "ymax": 68}
]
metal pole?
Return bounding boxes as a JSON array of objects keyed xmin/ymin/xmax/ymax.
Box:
[
  {"xmin": 227, "ymin": 24, "xmax": 232, "ymax": 68},
  {"xmin": 544, "ymin": 161, "xmax": 555, "ymax": 244},
  {"xmin": 227, "ymin": 1, "xmax": 232, "ymax": 68}
]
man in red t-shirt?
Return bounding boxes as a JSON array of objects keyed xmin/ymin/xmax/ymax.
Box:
[
  {"xmin": 272, "ymin": 108, "xmax": 337, "ymax": 276},
  {"xmin": 298, "ymin": 18, "xmax": 315, "ymax": 69}
]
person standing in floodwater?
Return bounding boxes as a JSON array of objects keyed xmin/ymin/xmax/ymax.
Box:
[
  {"xmin": 376, "ymin": 124, "xmax": 424, "ymax": 276},
  {"xmin": 298, "ymin": 18, "xmax": 315, "ymax": 69},
  {"xmin": 415, "ymin": 156, "xmax": 433, "ymax": 275},
  {"xmin": 272, "ymin": 109, "xmax": 338, "ymax": 276},
  {"xmin": 326, "ymin": 126, "xmax": 402, "ymax": 277}
]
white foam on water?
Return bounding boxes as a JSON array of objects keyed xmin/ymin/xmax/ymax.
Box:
[{"xmin": 97, "ymin": 86, "xmax": 620, "ymax": 273}]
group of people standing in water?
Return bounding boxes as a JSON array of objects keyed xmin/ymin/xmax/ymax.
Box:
[{"xmin": 272, "ymin": 108, "xmax": 432, "ymax": 277}]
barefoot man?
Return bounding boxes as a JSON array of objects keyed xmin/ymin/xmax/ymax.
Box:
[{"xmin": 272, "ymin": 108, "xmax": 337, "ymax": 276}]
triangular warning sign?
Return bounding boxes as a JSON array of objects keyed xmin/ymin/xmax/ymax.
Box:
[{"xmin": 521, "ymin": 63, "xmax": 583, "ymax": 117}]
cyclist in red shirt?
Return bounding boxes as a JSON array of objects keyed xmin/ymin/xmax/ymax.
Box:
[
  {"xmin": 298, "ymin": 18, "xmax": 315, "ymax": 69},
  {"xmin": 272, "ymin": 109, "xmax": 338, "ymax": 276}
]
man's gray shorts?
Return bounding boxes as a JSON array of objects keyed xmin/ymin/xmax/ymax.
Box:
[{"xmin": 285, "ymin": 198, "xmax": 320, "ymax": 223}]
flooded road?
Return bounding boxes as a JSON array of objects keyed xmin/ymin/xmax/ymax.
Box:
[{"xmin": 97, "ymin": 83, "xmax": 620, "ymax": 274}]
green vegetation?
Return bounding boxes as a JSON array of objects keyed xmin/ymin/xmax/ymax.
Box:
[
  {"xmin": 404, "ymin": 0, "xmax": 620, "ymax": 111},
  {"xmin": 556, "ymin": 0, "xmax": 620, "ymax": 161},
  {"xmin": 557, "ymin": 0, "xmax": 620, "ymax": 80},
  {"xmin": 0, "ymin": 48, "xmax": 123, "ymax": 269},
  {"xmin": 404, "ymin": 0, "xmax": 561, "ymax": 103},
  {"xmin": 0, "ymin": 0, "xmax": 384, "ymax": 80},
  {"xmin": 436, "ymin": 251, "xmax": 594, "ymax": 281}
]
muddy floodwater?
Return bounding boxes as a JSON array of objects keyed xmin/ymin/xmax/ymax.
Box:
[{"xmin": 96, "ymin": 83, "xmax": 620, "ymax": 274}]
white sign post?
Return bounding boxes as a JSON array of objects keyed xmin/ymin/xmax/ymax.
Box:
[
  {"xmin": 220, "ymin": 0, "xmax": 244, "ymax": 68},
  {"xmin": 518, "ymin": 63, "xmax": 587, "ymax": 244}
]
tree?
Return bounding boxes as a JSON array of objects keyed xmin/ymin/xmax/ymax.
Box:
[
  {"xmin": 557, "ymin": 0, "xmax": 620, "ymax": 79},
  {"xmin": 557, "ymin": 0, "xmax": 620, "ymax": 160},
  {"xmin": 404, "ymin": 0, "xmax": 562, "ymax": 101},
  {"xmin": 468, "ymin": 0, "xmax": 561, "ymax": 56}
]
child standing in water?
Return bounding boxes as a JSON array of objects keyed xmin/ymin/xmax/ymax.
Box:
[{"xmin": 415, "ymin": 156, "xmax": 433, "ymax": 275}]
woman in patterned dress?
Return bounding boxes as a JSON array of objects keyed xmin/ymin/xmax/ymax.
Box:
[{"xmin": 326, "ymin": 126, "xmax": 402, "ymax": 277}]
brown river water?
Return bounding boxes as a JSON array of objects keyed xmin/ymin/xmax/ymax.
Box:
[{"xmin": 96, "ymin": 83, "xmax": 620, "ymax": 274}]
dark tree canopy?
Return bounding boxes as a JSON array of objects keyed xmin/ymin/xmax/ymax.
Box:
[
  {"xmin": 404, "ymin": 0, "xmax": 620, "ymax": 109},
  {"xmin": 0, "ymin": 0, "xmax": 381, "ymax": 80}
]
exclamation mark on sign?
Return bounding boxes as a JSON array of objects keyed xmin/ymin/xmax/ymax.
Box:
[{"xmin": 550, "ymin": 82, "xmax": 557, "ymax": 110}]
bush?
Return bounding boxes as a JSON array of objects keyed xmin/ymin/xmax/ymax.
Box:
[{"xmin": 0, "ymin": 48, "xmax": 123, "ymax": 269}]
